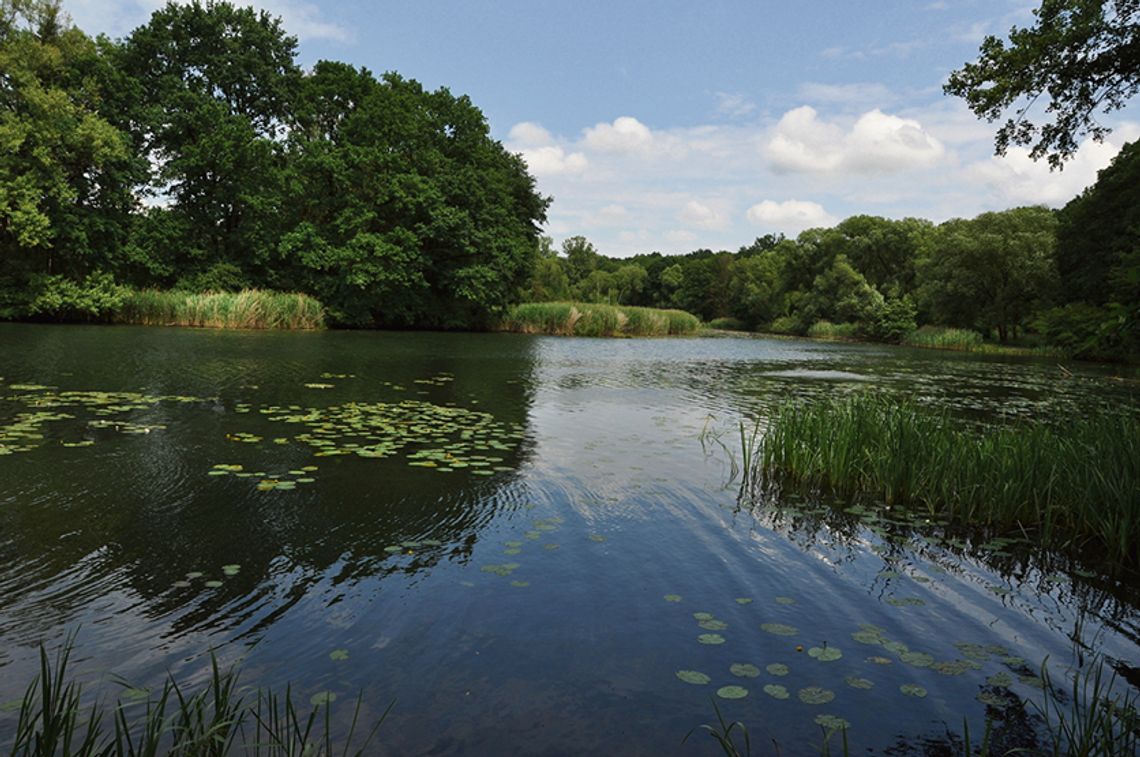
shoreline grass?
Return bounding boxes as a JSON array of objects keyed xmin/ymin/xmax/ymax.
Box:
[
  {"xmin": 114, "ymin": 289, "xmax": 326, "ymax": 330},
  {"xmin": 754, "ymin": 394, "xmax": 1140, "ymax": 569},
  {"xmin": 501, "ymin": 302, "xmax": 701, "ymax": 337},
  {"xmin": 5, "ymin": 637, "xmax": 387, "ymax": 756},
  {"xmin": 901, "ymin": 326, "xmax": 1066, "ymax": 358}
]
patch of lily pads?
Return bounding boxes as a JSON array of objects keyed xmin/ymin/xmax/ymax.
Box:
[{"xmin": 676, "ymin": 670, "xmax": 710, "ymax": 685}]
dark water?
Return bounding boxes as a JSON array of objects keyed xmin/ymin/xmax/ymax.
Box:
[{"xmin": 1, "ymin": 323, "xmax": 1137, "ymax": 755}]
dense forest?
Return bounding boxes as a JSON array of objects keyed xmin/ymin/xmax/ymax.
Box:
[
  {"xmin": 1, "ymin": 0, "xmax": 1137, "ymax": 360},
  {"xmin": 526, "ymin": 142, "xmax": 1140, "ymax": 361},
  {"xmin": 0, "ymin": 0, "xmax": 548, "ymax": 328}
]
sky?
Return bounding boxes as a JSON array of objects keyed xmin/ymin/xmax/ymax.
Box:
[{"xmin": 63, "ymin": 0, "xmax": 1140, "ymax": 257}]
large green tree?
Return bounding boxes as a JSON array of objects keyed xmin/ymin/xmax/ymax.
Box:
[
  {"xmin": 918, "ymin": 207, "xmax": 1059, "ymax": 341},
  {"xmin": 946, "ymin": 0, "xmax": 1140, "ymax": 168},
  {"xmin": 115, "ymin": 0, "xmax": 300, "ymax": 284}
]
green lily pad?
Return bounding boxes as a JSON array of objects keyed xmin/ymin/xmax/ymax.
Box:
[
  {"xmin": 763, "ymin": 684, "xmax": 790, "ymax": 700},
  {"xmin": 774, "ymin": 596, "xmax": 796, "ymax": 605},
  {"xmin": 729, "ymin": 663, "xmax": 761, "ymax": 678},
  {"xmin": 329, "ymin": 649, "xmax": 349, "ymax": 661},
  {"xmin": 760, "ymin": 623, "xmax": 798, "ymax": 636},
  {"xmin": 510, "ymin": 580, "xmax": 530, "ymax": 587},
  {"xmin": 814, "ymin": 714, "xmax": 850, "ymax": 732},
  {"xmin": 589, "ymin": 534, "xmax": 607, "ymax": 542},
  {"xmin": 845, "ymin": 677, "xmax": 873, "ymax": 689},
  {"xmin": 766, "ymin": 663, "xmax": 789, "ymax": 676},
  {"xmin": 977, "ymin": 690, "xmax": 1013, "ymax": 709},
  {"xmin": 221, "ymin": 564, "xmax": 240, "ymax": 576},
  {"xmin": 900, "ymin": 651, "xmax": 934, "ymax": 667},
  {"xmin": 987, "ymin": 672, "xmax": 1013, "ymax": 688},
  {"xmin": 310, "ymin": 691, "xmax": 336, "ymax": 706},
  {"xmin": 808, "ymin": 646, "xmax": 842, "ymax": 662},
  {"xmin": 185, "ymin": 572, "xmax": 203, "ymax": 579},
  {"xmin": 543, "ymin": 543, "xmax": 560, "ymax": 551},
  {"xmin": 383, "ymin": 546, "xmax": 402, "ymax": 554},
  {"xmin": 867, "ymin": 656, "xmax": 893, "ymax": 665},
  {"xmin": 716, "ymin": 686, "xmax": 748, "ymax": 700},
  {"xmin": 664, "ymin": 594, "xmax": 682, "ymax": 602},
  {"xmin": 900, "ymin": 684, "xmax": 927, "ymax": 698},
  {"xmin": 697, "ymin": 634, "xmax": 726, "ymax": 645},
  {"xmin": 886, "ymin": 597, "xmax": 926, "ymax": 607},
  {"xmin": 693, "ymin": 612, "xmax": 714, "ymax": 621},
  {"xmin": 735, "ymin": 597, "xmax": 752, "ymax": 604},
  {"xmin": 798, "ymin": 687, "xmax": 835, "ymax": 705},
  {"xmin": 699, "ymin": 619, "xmax": 728, "ymax": 631},
  {"xmin": 204, "ymin": 580, "xmax": 223, "ymax": 588},
  {"xmin": 931, "ymin": 659, "xmax": 979, "ymax": 675},
  {"xmin": 676, "ymin": 670, "xmax": 711, "ymax": 685}
]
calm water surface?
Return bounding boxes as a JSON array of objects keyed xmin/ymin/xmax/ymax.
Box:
[{"xmin": 1, "ymin": 324, "xmax": 1137, "ymax": 754}]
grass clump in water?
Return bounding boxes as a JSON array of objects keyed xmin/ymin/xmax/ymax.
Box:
[
  {"xmin": 115, "ymin": 289, "xmax": 326, "ymax": 330},
  {"xmin": 755, "ymin": 395, "xmax": 1140, "ymax": 569},
  {"xmin": 502, "ymin": 302, "xmax": 700, "ymax": 337},
  {"xmin": 6, "ymin": 637, "xmax": 388, "ymax": 756}
]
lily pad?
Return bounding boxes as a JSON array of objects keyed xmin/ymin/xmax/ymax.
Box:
[
  {"xmin": 774, "ymin": 596, "xmax": 796, "ymax": 605},
  {"xmin": 987, "ymin": 672, "xmax": 1013, "ymax": 688},
  {"xmin": 663, "ymin": 594, "xmax": 682, "ymax": 602},
  {"xmin": 729, "ymin": 663, "xmax": 761, "ymax": 678},
  {"xmin": 845, "ymin": 677, "xmax": 874, "ymax": 689},
  {"xmin": 899, "ymin": 651, "xmax": 934, "ymax": 667},
  {"xmin": 763, "ymin": 684, "xmax": 790, "ymax": 700},
  {"xmin": 699, "ymin": 619, "xmax": 728, "ymax": 631},
  {"xmin": 814, "ymin": 714, "xmax": 850, "ymax": 731},
  {"xmin": 676, "ymin": 670, "xmax": 711, "ymax": 685},
  {"xmin": 808, "ymin": 646, "xmax": 842, "ymax": 662},
  {"xmin": 735, "ymin": 597, "xmax": 752, "ymax": 604},
  {"xmin": 204, "ymin": 580, "xmax": 223, "ymax": 588},
  {"xmin": 329, "ymin": 649, "xmax": 349, "ymax": 661},
  {"xmin": 766, "ymin": 663, "xmax": 789, "ymax": 676},
  {"xmin": 900, "ymin": 684, "xmax": 927, "ymax": 698},
  {"xmin": 697, "ymin": 634, "xmax": 726, "ymax": 645},
  {"xmin": 798, "ymin": 687, "xmax": 835, "ymax": 705},
  {"xmin": 932, "ymin": 659, "xmax": 979, "ymax": 676},
  {"xmin": 866, "ymin": 656, "xmax": 893, "ymax": 665},
  {"xmin": 310, "ymin": 691, "xmax": 337, "ymax": 706},
  {"xmin": 221, "ymin": 564, "xmax": 240, "ymax": 577},
  {"xmin": 693, "ymin": 612, "xmax": 714, "ymax": 621},
  {"xmin": 510, "ymin": 580, "xmax": 530, "ymax": 587},
  {"xmin": 716, "ymin": 686, "xmax": 749, "ymax": 700},
  {"xmin": 760, "ymin": 623, "xmax": 798, "ymax": 636}
]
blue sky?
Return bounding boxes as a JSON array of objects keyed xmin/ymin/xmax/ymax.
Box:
[{"xmin": 67, "ymin": 0, "xmax": 1140, "ymax": 257}]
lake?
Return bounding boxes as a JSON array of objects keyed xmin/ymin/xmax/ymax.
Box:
[{"xmin": 1, "ymin": 323, "xmax": 1137, "ymax": 755}]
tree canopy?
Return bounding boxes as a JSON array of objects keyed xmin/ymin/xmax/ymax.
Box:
[{"xmin": 945, "ymin": 0, "xmax": 1140, "ymax": 168}]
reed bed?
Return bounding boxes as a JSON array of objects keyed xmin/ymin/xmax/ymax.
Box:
[
  {"xmin": 806, "ymin": 320, "xmax": 859, "ymax": 340},
  {"xmin": 902, "ymin": 326, "xmax": 1065, "ymax": 357},
  {"xmin": 115, "ymin": 289, "xmax": 326, "ymax": 330},
  {"xmin": 5, "ymin": 639, "xmax": 387, "ymax": 756},
  {"xmin": 755, "ymin": 395, "xmax": 1140, "ymax": 568},
  {"xmin": 502, "ymin": 302, "xmax": 701, "ymax": 337}
]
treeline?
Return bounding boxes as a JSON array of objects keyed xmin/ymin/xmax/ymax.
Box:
[
  {"xmin": 528, "ymin": 143, "xmax": 1140, "ymax": 361},
  {"xmin": 0, "ymin": 0, "xmax": 547, "ymax": 328}
]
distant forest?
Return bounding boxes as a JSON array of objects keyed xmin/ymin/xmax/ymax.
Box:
[{"xmin": 1, "ymin": 0, "xmax": 1137, "ymax": 360}]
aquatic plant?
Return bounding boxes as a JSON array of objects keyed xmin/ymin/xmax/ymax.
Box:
[
  {"xmin": 114, "ymin": 289, "xmax": 326, "ymax": 330},
  {"xmin": 901, "ymin": 326, "xmax": 1065, "ymax": 357},
  {"xmin": 501, "ymin": 302, "xmax": 701, "ymax": 337},
  {"xmin": 754, "ymin": 395, "xmax": 1140, "ymax": 569},
  {"xmin": 4, "ymin": 638, "xmax": 389, "ymax": 756}
]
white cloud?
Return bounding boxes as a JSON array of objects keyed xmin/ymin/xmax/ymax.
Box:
[
  {"xmin": 714, "ymin": 92, "xmax": 757, "ymax": 118},
  {"xmin": 679, "ymin": 200, "xmax": 728, "ymax": 230},
  {"xmin": 516, "ymin": 146, "xmax": 589, "ymax": 177},
  {"xmin": 508, "ymin": 121, "xmax": 555, "ymax": 148},
  {"xmin": 63, "ymin": 0, "xmax": 350, "ymax": 41},
  {"xmin": 746, "ymin": 200, "xmax": 838, "ymax": 233},
  {"xmin": 583, "ymin": 116, "xmax": 656, "ymax": 154},
  {"xmin": 587, "ymin": 204, "xmax": 630, "ymax": 226},
  {"xmin": 966, "ymin": 127, "xmax": 1139, "ymax": 206},
  {"xmin": 797, "ymin": 82, "xmax": 894, "ymax": 107},
  {"xmin": 765, "ymin": 106, "xmax": 946, "ymax": 174}
]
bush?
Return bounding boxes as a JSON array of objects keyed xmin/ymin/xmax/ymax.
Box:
[
  {"xmin": 708, "ymin": 317, "xmax": 747, "ymax": 331},
  {"xmin": 807, "ymin": 320, "xmax": 858, "ymax": 339},
  {"xmin": 22, "ymin": 272, "xmax": 128, "ymax": 321},
  {"xmin": 768, "ymin": 315, "xmax": 805, "ymax": 335}
]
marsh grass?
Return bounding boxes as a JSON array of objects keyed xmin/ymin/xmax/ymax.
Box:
[
  {"xmin": 503, "ymin": 302, "xmax": 700, "ymax": 337},
  {"xmin": 115, "ymin": 290, "xmax": 326, "ymax": 330},
  {"xmin": 806, "ymin": 321, "xmax": 859, "ymax": 340},
  {"xmin": 902, "ymin": 326, "xmax": 1065, "ymax": 358},
  {"xmin": 754, "ymin": 395, "xmax": 1140, "ymax": 568},
  {"xmin": 5, "ymin": 639, "xmax": 388, "ymax": 756}
]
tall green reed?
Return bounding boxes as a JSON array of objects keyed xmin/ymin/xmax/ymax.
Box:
[{"xmin": 502, "ymin": 302, "xmax": 701, "ymax": 337}]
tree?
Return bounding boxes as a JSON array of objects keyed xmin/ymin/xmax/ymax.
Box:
[
  {"xmin": 917, "ymin": 207, "xmax": 1059, "ymax": 341},
  {"xmin": 0, "ymin": 0, "xmax": 134, "ymax": 279},
  {"xmin": 946, "ymin": 0, "xmax": 1140, "ymax": 168},
  {"xmin": 561, "ymin": 236, "xmax": 598, "ymax": 285},
  {"xmin": 116, "ymin": 0, "xmax": 301, "ymax": 283}
]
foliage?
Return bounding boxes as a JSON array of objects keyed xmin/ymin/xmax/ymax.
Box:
[
  {"xmin": 756, "ymin": 395, "xmax": 1140, "ymax": 569},
  {"xmin": 902, "ymin": 325, "xmax": 985, "ymax": 351},
  {"xmin": 806, "ymin": 320, "xmax": 859, "ymax": 340},
  {"xmin": 945, "ymin": 0, "xmax": 1140, "ymax": 168}
]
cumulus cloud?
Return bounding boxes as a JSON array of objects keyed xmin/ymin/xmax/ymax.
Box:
[
  {"xmin": 679, "ymin": 200, "xmax": 728, "ymax": 230},
  {"xmin": 508, "ymin": 121, "xmax": 555, "ymax": 148},
  {"xmin": 966, "ymin": 128, "xmax": 1138, "ymax": 206},
  {"xmin": 766, "ymin": 106, "xmax": 946, "ymax": 174},
  {"xmin": 507, "ymin": 122, "xmax": 588, "ymax": 177},
  {"xmin": 583, "ymin": 116, "xmax": 656, "ymax": 154},
  {"xmin": 746, "ymin": 200, "xmax": 838, "ymax": 233},
  {"xmin": 797, "ymin": 82, "xmax": 894, "ymax": 106}
]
